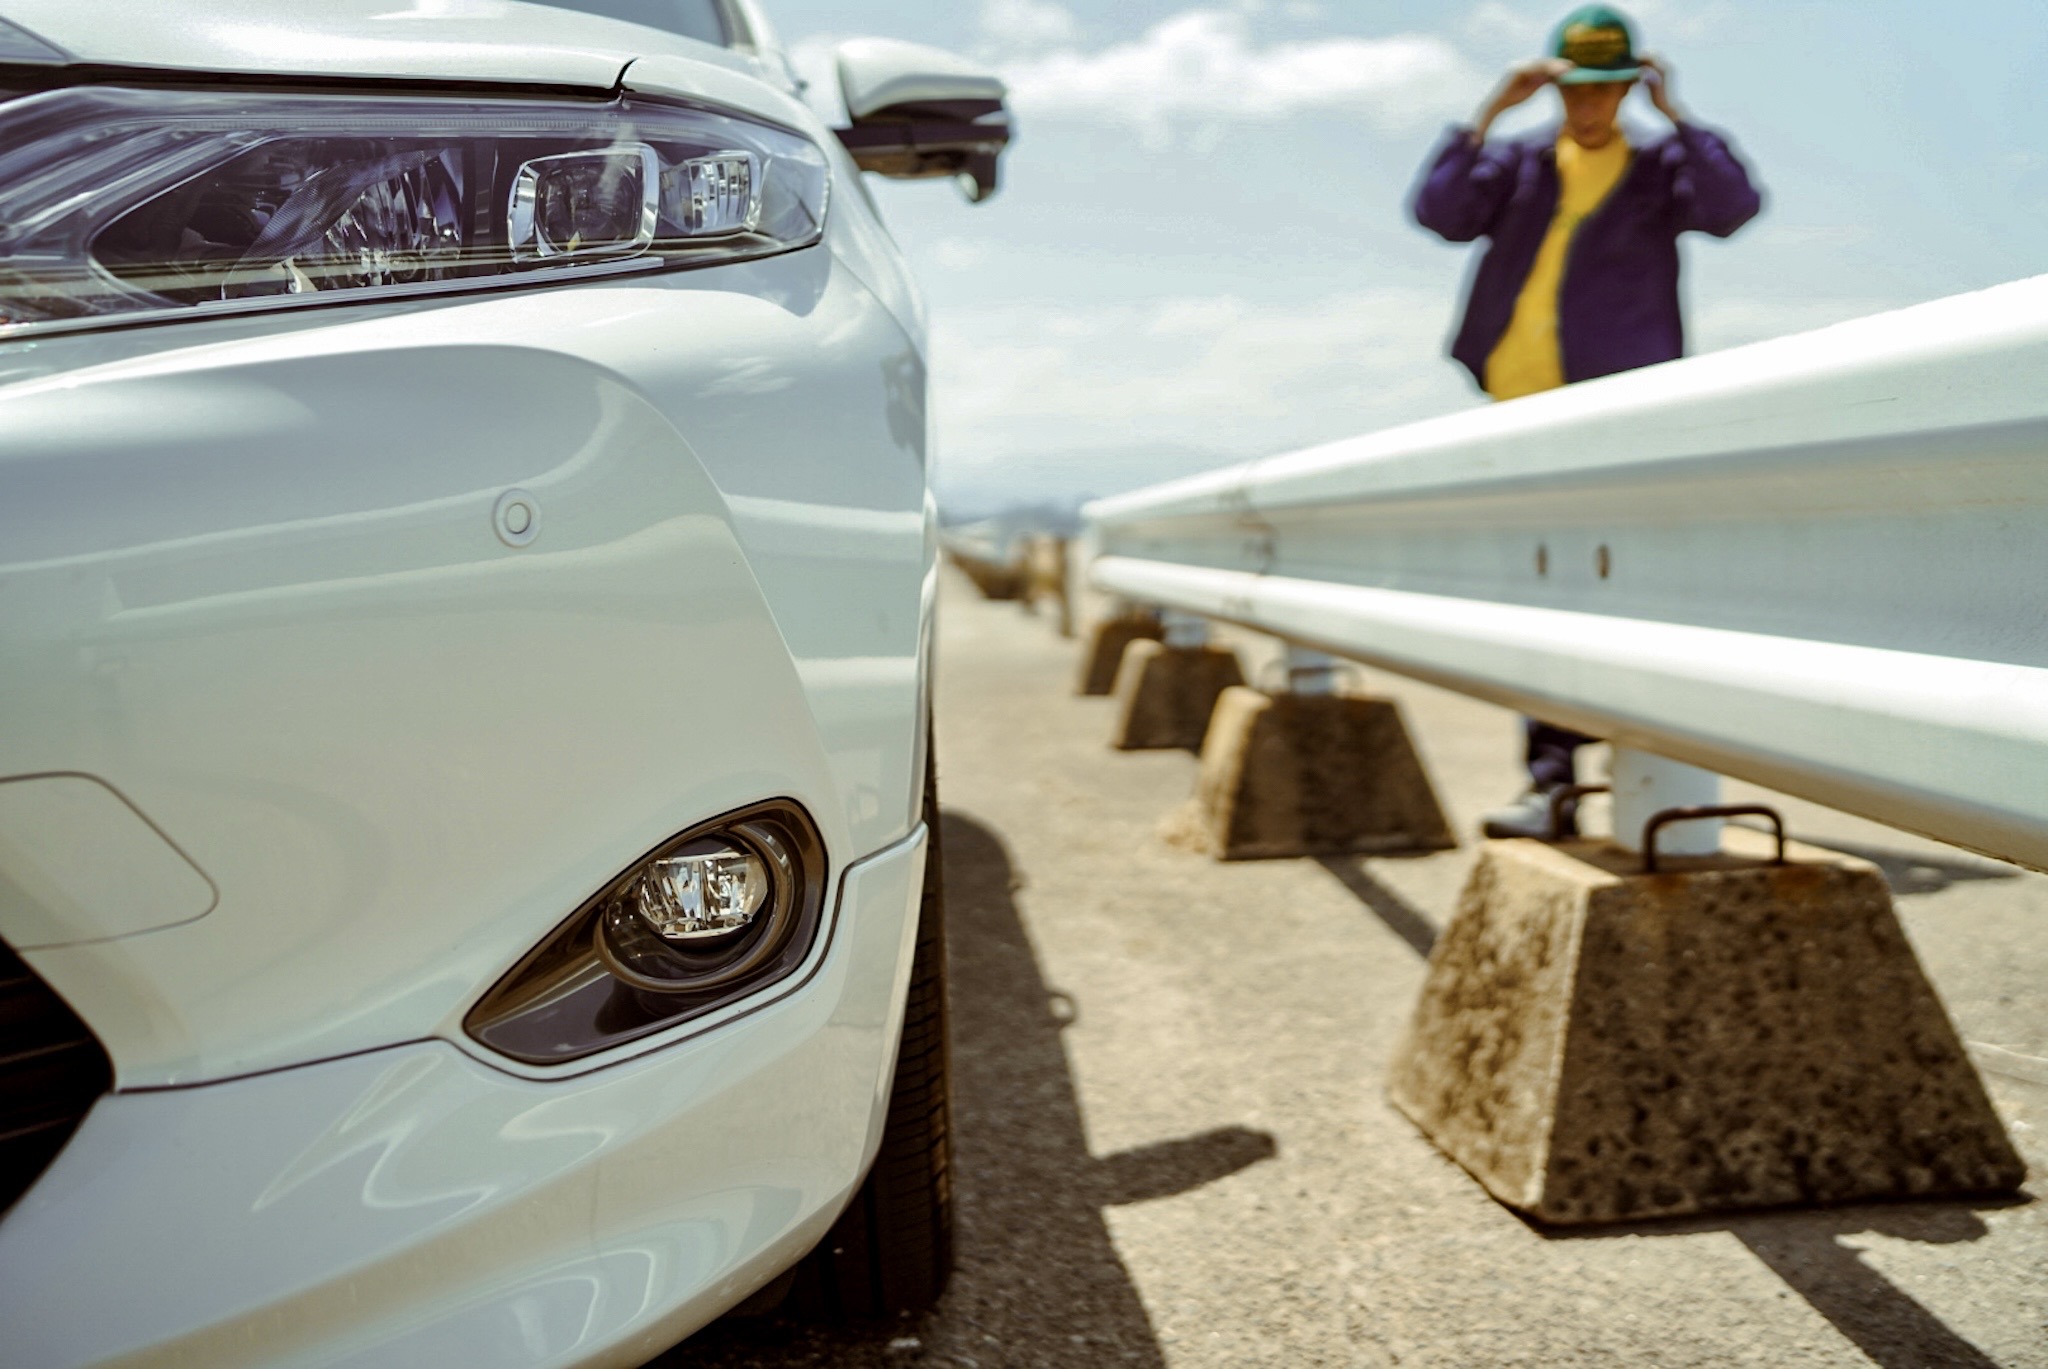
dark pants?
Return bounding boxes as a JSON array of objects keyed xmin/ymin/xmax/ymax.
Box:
[{"xmin": 1525, "ymin": 719, "xmax": 1594, "ymax": 790}]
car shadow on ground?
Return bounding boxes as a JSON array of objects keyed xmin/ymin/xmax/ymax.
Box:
[
  {"xmin": 1314, "ymin": 850, "xmax": 2035, "ymax": 1369},
  {"xmin": 666, "ymin": 810, "xmax": 1274, "ymax": 1367}
]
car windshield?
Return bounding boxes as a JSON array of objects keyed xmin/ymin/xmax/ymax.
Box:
[{"xmin": 533, "ymin": 0, "xmax": 729, "ymax": 46}]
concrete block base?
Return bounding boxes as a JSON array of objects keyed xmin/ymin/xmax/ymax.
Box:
[
  {"xmin": 948, "ymin": 552, "xmax": 1026, "ymax": 600},
  {"xmin": 1165, "ymin": 686, "xmax": 1455, "ymax": 859},
  {"xmin": 1076, "ymin": 612, "xmax": 1164, "ymax": 696},
  {"xmin": 1389, "ymin": 832, "xmax": 2026, "ymax": 1225},
  {"xmin": 1110, "ymin": 640, "xmax": 1244, "ymax": 751}
]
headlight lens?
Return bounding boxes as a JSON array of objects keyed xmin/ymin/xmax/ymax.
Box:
[
  {"xmin": 0, "ymin": 85, "xmax": 829, "ymax": 336},
  {"xmin": 465, "ymin": 802, "xmax": 828, "ymax": 1066}
]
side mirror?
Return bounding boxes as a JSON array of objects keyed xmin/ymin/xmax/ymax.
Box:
[{"xmin": 830, "ymin": 38, "xmax": 1013, "ymax": 204}]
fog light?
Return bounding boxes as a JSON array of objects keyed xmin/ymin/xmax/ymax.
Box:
[
  {"xmin": 465, "ymin": 801, "xmax": 828, "ymax": 1065},
  {"xmin": 633, "ymin": 841, "xmax": 769, "ymax": 940},
  {"xmin": 597, "ymin": 821, "xmax": 801, "ymax": 993}
]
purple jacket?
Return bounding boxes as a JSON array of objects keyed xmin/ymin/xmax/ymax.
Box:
[{"xmin": 1412, "ymin": 122, "xmax": 1763, "ymax": 389}]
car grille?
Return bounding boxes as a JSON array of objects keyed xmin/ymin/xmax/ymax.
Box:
[{"xmin": 0, "ymin": 941, "xmax": 112, "ymax": 1213}]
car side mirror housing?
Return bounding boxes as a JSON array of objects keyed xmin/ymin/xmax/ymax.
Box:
[{"xmin": 830, "ymin": 38, "xmax": 1012, "ymax": 204}]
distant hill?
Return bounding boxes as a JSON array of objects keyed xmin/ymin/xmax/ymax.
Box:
[{"xmin": 935, "ymin": 443, "xmax": 1246, "ymax": 532}]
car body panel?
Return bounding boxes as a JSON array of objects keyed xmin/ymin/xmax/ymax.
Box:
[
  {"xmin": 0, "ymin": 2, "xmax": 820, "ymax": 139},
  {"xmin": 0, "ymin": 827, "xmax": 926, "ymax": 1369},
  {"xmin": 2, "ymin": 0, "xmax": 641, "ymax": 88},
  {"xmin": 0, "ymin": 773, "xmax": 219, "ymax": 947},
  {"xmin": 1, "ymin": 242, "xmax": 930, "ymax": 1089}
]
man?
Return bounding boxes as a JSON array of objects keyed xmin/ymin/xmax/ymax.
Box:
[{"xmin": 1409, "ymin": 4, "xmax": 1762, "ymax": 839}]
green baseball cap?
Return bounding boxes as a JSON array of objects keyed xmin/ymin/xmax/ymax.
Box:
[{"xmin": 1552, "ymin": 4, "xmax": 1642, "ymax": 84}]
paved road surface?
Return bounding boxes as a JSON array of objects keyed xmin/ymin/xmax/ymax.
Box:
[{"xmin": 672, "ymin": 570, "xmax": 2047, "ymax": 1367}]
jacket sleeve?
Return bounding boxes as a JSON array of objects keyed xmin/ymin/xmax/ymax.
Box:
[
  {"xmin": 1666, "ymin": 123, "xmax": 1763, "ymax": 238},
  {"xmin": 1410, "ymin": 126, "xmax": 1516, "ymax": 243}
]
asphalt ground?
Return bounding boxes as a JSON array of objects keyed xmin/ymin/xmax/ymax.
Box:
[{"xmin": 676, "ymin": 569, "xmax": 2048, "ymax": 1367}]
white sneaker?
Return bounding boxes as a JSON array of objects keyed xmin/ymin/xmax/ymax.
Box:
[{"xmin": 1481, "ymin": 787, "xmax": 1576, "ymax": 840}]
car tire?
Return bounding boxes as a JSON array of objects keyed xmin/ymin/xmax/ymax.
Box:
[{"xmin": 789, "ymin": 753, "xmax": 953, "ymax": 1319}]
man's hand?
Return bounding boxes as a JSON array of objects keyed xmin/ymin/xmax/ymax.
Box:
[
  {"xmin": 1472, "ymin": 58, "xmax": 1572, "ymax": 142},
  {"xmin": 1637, "ymin": 54, "xmax": 1685, "ymax": 124}
]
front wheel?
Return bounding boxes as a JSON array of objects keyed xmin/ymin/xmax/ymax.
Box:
[{"xmin": 790, "ymin": 755, "xmax": 953, "ymax": 1318}]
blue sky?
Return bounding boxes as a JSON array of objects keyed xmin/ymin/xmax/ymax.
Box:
[{"xmin": 767, "ymin": 0, "xmax": 2048, "ymax": 515}]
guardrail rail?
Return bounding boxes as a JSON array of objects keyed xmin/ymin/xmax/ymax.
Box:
[{"xmin": 1084, "ymin": 276, "xmax": 2048, "ymax": 872}]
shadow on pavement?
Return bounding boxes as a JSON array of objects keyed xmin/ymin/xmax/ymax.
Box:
[
  {"xmin": 1730, "ymin": 1204, "xmax": 2020, "ymax": 1369},
  {"xmin": 1786, "ymin": 836, "xmax": 2021, "ymax": 898},
  {"xmin": 671, "ymin": 810, "xmax": 1274, "ymax": 1367},
  {"xmin": 1315, "ymin": 855, "xmax": 1441, "ymax": 957},
  {"xmin": 1316, "ymin": 850, "xmax": 2029, "ymax": 1368},
  {"xmin": 1543, "ymin": 1197, "xmax": 2032, "ymax": 1369}
]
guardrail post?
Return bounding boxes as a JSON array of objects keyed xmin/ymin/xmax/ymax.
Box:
[
  {"xmin": 1161, "ymin": 644, "xmax": 1455, "ymax": 859},
  {"xmin": 1160, "ymin": 610, "xmax": 1210, "ymax": 648},
  {"xmin": 1280, "ymin": 646, "xmax": 1337, "ymax": 695},
  {"xmin": 1610, "ymin": 748, "xmax": 1721, "ymax": 854}
]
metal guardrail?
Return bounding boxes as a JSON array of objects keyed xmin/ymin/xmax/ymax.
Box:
[
  {"xmin": 940, "ymin": 521, "xmax": 1029, "ymax": 600},
  {"xmin": 1084, "ymin": 276, "xmax": 2048, "ymax": 872}
]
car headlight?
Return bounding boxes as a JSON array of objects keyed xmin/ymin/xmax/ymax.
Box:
[
  {"xmin": 464, "ymin": 802, "xmax": 828, "ymax": 1066},
  {"xmin": 0, "ymin": 85, "xmax": 829, "ymax": 337}
]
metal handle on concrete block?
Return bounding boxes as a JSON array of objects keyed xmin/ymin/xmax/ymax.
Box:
[
  {"xmin": 1642, "ymin": 804, "xmax": 1785, "ymax": 873},
  {"xmin": 1547, "ymin": 784, "xmax": 1609, "ymax": 841}
]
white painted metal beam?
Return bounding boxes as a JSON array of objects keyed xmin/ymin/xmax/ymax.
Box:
[{"xmin": 1085, "ymin": 277, "xmax": 2048, "ymax": 872}]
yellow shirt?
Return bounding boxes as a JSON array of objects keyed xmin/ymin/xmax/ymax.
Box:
[{"xmin": 1483, "ymin": 132, "xmax": 1632, "ymax": 402}]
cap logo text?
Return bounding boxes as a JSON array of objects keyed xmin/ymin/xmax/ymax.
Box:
[{"xmin": 1562, "ymin": 23, "xmax": 1630, "ymax": 67}]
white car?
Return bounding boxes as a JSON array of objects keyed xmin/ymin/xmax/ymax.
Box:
[{"xmin": 0, "ymin": 3, "xmax": 1009, "ymax": 1364}]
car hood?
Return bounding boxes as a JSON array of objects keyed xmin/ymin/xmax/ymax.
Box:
[{"xmin": 0, "ymin": 0, "xmax": 751, "ymax": 90}]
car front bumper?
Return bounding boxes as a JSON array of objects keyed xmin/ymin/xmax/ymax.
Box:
[{"xmin": 0, "ymin": 823, "xmax": 926, "ymax": 1369}]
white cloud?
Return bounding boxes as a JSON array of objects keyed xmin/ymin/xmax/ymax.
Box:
[
  {"xmin": 1691, "ymin": 294, "xmax": 1899, "ymax": 354},
  {"xmin": 926, "ymin": 282, "xmax": 1919, "ymax": 508},
  {"xmin": 1621, "ymin": 0, "xmax": 1734, "ymax": 45},
  {"xmin": 1751, "ymin": 224, "xmax": 1874, "ymax": 249},
  {"xmin": 1459, "ymin": 1, "xmax": 1729, "ymax": 60},
  {"xmin": 930, "ymin": 288, "xmax": 1481, "ymax": 489},
  {"xmin": 999, "ymin": 9, "xmax": 1479, "ymax": 132},
  {"xmin": 980, "ymin": 0, "xmax": 1081, "ymax": 56},
  {"xmin": 1462, "ymin": 2, "xmax": 1546, "ymax": 51},
  {"xmin": 931, "ymin": 238, "xmax": 995, "ymax": 272}
]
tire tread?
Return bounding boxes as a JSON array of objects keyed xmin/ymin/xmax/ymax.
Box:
[{"xmin": 789, "ymin": 752, "xmax": 952, "ymax": 1320}]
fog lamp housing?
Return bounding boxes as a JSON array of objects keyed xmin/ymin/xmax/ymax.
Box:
[
  {"xmin": 597, "ymin": 825, "xmax": 796, "ymax": 991},
  {"xmin": 465, "ymin": 801, "xmax": 827, "ymax": 1066}
]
